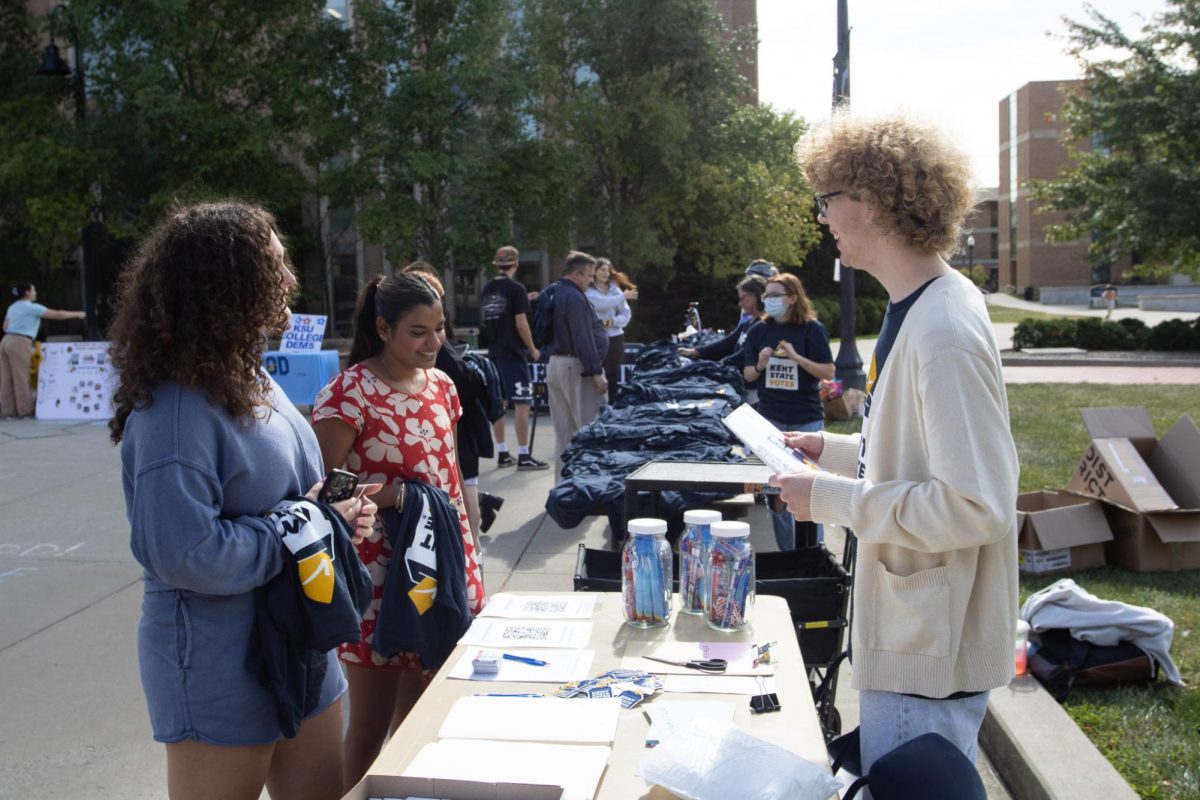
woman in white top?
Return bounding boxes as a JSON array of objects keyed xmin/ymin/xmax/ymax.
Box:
[
  {"xmin": 1, "ymin": 283, "xmax": 85, "ymax": 418},
  {"xmin": 586, "ymin": 258, "xmax": 637, "ymax": 401}
]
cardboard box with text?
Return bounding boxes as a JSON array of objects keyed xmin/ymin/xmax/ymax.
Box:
[
  {"xmin": 1016, "ymin": 491, "xmax": 1112, "ymax": 574},
  {"xmin": 1066, "ymin": 407, "xmax": 1200, "ymax": 571}
]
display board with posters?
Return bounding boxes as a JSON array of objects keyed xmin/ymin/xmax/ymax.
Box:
[
  {"xmin": 35, "ymin": 342, "xmax": 117, "ymax": 421},
  {"xmin": 279, "ymin": 314, "xmax": 328, "ymax": 353}
]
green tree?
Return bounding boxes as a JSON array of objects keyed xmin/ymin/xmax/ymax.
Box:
[
  {"xmin": 350, "ymin": 0, "xmax": 526, "ymax": 271},
  {"xmin": 1030, "ymin": 1, "xmax": 1200, "ymax": 279}
]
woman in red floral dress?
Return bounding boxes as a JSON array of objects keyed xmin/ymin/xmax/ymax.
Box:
[{"xmin": 311, "ymin": 273, "xmax": 484, "ymax": 789}]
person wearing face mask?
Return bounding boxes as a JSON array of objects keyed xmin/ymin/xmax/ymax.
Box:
[
  {"xmin": 678, "ymin": 275, "xmax": 767, "ymax": 366},
  {"xmin": 741, "ymin": 272, "xmax": 834, "ymax": 550}
]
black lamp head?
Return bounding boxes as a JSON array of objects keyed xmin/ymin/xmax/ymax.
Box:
[{"xmin": 37, "ymin": 41, "xmax": 71, "ymax": 77}]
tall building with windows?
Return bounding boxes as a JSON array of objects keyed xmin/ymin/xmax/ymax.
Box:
[
  {"xmin": 710, "ymin": 0, "xmax": 759, "ymax": 105},
  {"xmin": 998, "ymin": 80, "xmax": 1094, "ymax": 293}
]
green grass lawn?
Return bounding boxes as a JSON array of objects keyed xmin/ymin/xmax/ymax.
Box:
[
  {"xmin": 829, "ymin": 385, "xmax": 1199, "ymax": 799},
  {"xmin": 987, "ymin": 306, "xmax": 1085, "ymax": 324}
]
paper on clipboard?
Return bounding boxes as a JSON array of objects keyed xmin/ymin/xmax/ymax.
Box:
[
  {"xmin": 662, "ymin": 674, "xmax": 778, "ymax": 695},
  {"xmin": 479, "ymin": 593, "xmax": 597, "ymax": 619},
  {"xmin": 458, "ymin": 617, "xmax": 594, "ymax": 649},
  {"xmin": 721, "ymin": 403, "xmax": 822, "ymax": 476}
]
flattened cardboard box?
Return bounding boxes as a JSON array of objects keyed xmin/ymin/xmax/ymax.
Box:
[
  {"xmin": 1016, "ymin": 491, "xmax": 1111, "ymax": 574},
  {"xmin": 343, "ymin": 775, "xmax": 563, "ymax": 800},
  {"xmin": 1066, "ymin": 407, "xmax": 1200, "ymax": 572}
]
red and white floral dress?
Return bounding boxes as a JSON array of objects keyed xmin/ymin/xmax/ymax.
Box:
[{"xmin": 313, "ymin": 364, "xmax": 485, "ymax": 670}]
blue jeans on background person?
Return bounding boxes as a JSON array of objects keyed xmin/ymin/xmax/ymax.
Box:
[{"xmin": 764, "ymin": 416, "xmax": 824, "ymax": 551}]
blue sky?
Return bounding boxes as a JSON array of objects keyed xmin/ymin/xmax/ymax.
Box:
[{"xmin": 757, "ymin": 0, "xmax": 1171, "ymax": 187}]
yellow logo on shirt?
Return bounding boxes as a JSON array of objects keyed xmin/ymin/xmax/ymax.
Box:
[
  {"xmin": 409, "ymin": 575, "xmax": 438, "ymax": 615},
  {"xmin": 297, "ymin": 551, "xmax": 335, "ymax": 604},
  {"xmin": 866, "ymin": 353, "xmax": 878, "ymax": 395}
]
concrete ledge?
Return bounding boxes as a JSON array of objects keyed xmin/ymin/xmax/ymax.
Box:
[
  {"xmin": 1002, "ymin": 351, "xmax": 1200, "ymax": 368},
  {"xmin": 1139, "ymin": 293, "xmax": 1200, "ymax": 312},
  {"xmin": 981, "ymin": 675, "xmax": 1138, "ymax": 800}
]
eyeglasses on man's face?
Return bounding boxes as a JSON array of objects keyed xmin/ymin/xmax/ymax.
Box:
[{"xmin": 815, "ymin": 191, "xmax": 845, "ymax": 215}]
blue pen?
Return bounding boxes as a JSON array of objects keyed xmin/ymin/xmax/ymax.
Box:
[
  {"xmin": 474, "ymin": 692, "xmax": 544, "ymax": 697},
  {"xmin": 502, "ymin": 653, "xmax": 548, "ymax": 667}
]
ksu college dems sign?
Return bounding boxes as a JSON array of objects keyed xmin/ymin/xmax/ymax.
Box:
[
  {"xmin": 35, "ymin": 342, "xmax": 117, "ymax": 421},
  {"xmin": 280, "ymin": 314, "xmax": 328, "ymax": 353}
]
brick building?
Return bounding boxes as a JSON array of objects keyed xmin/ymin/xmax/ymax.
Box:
[{"xmin": 997, "ymin": 79, "xmax": 1125, "ymax": 295}]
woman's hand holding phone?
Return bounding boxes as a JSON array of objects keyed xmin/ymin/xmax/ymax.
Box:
[{"xmin": 306, "ymin": 478, "xmax": 383, "ymax": 546}]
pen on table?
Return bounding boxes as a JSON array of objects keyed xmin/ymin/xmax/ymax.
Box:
[
  {"xmin": 473, "ymin": 692, "xmax": 544, "ymax": 697},
  {"xmin": 502, "ymin": 653, "xmax": 548, "ymax": 666}
]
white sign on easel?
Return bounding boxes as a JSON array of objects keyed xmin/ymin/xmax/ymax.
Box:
[
  {"xmin": 279, "ymin": 314, "xmax": 328, "ymax": 353},
  {"xmin": 35, "ymin": 342, "xmax": 117, "ymax": 421}
]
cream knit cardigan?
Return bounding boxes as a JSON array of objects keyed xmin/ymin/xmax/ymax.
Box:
[{"xmin": 810, "ymin": 271, "xmax": 1019, "ymax": 697}]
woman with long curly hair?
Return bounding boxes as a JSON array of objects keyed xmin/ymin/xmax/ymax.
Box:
[
  {"xmin": 109, "ymin": 201, "xmax": 378, "ymax": 800},
  {"xmin": 310, "ymin": 272, "xmax": 485, "ymax": 789},
  {"xmin": 741, "ymin": 272, "xmax": 834, "ymax": 550}
]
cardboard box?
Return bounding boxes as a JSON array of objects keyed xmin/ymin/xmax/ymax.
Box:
[
  {"xmin": 1016, "ymin": 491, "xmax": 1112, "ymax": 574},
  {"xmin": 343, "ymin": 775, "xmax": 563, "ymax": 800},
  {"xmin": 1066, "ymin": 407, "xmax": 1200, "ymax": 572}
]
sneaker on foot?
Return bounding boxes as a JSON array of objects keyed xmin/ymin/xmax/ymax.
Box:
[
  {"xmin": 496, "ymin": 452, "xmax": 515, "ymax": 467},
  {"xmin": 517, "ymin": 455, "xmax": 550, "ymax": 471}
]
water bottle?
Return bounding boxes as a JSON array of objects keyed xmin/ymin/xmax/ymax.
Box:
[
  {"xmin": 706, "ymin": 521, "xmax": 754, "ymax": 632},
  {"xmin": 679, "ymin": 509, "xmax": 721, "ymax": 614},
  {"xmin": 622, "ymin": 518, "xmax": 672, "ymax": 628}
]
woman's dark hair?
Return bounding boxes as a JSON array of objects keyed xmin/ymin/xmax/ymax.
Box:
[
  {"xmin": 400, "ymin": 261, "xmax": 445, "ymax": 297},
  {"xmin": 107, "ymin": 202, "xmax": 293, "ymax": 443},
  {"xmin": 348, "ymin": 273, "xmax": 442, "ymax": 366},
  {"xmin": 737, "ymin": 275, "xmax": 767, "ymax": 314},
  {"xmin": 12, "ymin": 283, "xmax": 33, "ymax": 298}
]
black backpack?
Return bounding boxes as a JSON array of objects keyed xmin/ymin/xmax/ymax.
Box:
[
  {"xmin": 531, "ymin": 282, "xmax": 558, "ymax": 349},
  {"xmin": 1028, "ymin": 628, "xmax": 1156, "ymax": 702}
]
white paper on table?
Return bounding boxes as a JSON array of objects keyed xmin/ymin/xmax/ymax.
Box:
[
  {"xmin": 662, "ymin": 674, "xmax": 778, "ymax": 695},
  {"xmin": 403, "ymin": 739, "xmax": 611, "ymax": 800},
  {"xmin": 479, "ymin": 593, "xmax": 597, "ymax": 619},
  {"xmin": 458, "ymin": 617, "xmax": 594, "ymax": 649},
  {"xmin": 646, "ymin": 700, "xmax": 737, "ymax": 746},
  {"xmin": 447, "ymin": 648, "xmax": 596, "ymax": 683},
  {"xmin": 721, "ymin": 403, "xmax": 823, "ymax": 476},
  {"xmin": 438, "ymin": 696, "xmax": 622, "ymax": 744},
  {"xmin": 623, "ymin": 641, "xmax": 775, "ymax": 676}
]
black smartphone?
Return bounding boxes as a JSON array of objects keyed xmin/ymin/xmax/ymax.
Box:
[{"xmin": 318, "ymin": 468, "xmax": 359, "ymax": 503}]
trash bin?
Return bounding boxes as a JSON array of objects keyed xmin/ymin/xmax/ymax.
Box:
[{"xmin": 1023, "ymin": 286, "xmax": 1034, "ymax": 301}]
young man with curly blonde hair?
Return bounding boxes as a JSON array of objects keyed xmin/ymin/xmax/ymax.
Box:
[{"xmin": 774, "ymin": 116, "xmax": 1019, "ymax": 783}]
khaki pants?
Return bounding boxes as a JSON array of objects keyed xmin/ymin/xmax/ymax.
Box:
[
  {"xmin": 0, "ymin": 334, "xmax": 35, "ymax": 417},
  {"xmin": 546, "ymin": 355, "xmax": 607, "ymax": 481}
]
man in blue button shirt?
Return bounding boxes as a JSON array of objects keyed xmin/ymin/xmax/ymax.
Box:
[{"xmin": 546, "ymin": 251, "xmax": 607, "ymax": 481}]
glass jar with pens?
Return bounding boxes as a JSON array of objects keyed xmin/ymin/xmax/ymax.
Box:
[
  {"xmin": 622, "ymin": 518, "xmax": 672, "ymax": 628},
  {"xmin": 678, "ymin": 509, "xmax": 721, "ymax": 615},
  {"xmin": 706, "ymin": 521, "xmax": 754, "ymax": 632}
]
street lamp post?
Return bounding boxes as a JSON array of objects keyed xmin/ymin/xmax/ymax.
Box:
[
  {"xmin": 831, "ymin": 0, "xmax": 865, "ymax": 390},
  {"xmin": 37, "ymin": 4, "xmax": 100, "ymax": 341},
  {"xmin": 966, "ymin": 234, "xmax": 975, "ymax": 274}
]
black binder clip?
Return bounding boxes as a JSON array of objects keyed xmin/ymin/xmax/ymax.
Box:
[{"xmin": 750, "ymin": 692, "xmax": 782, "ymax": 714}]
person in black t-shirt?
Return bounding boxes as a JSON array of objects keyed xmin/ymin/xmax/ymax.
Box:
[
  {"xmin": 480, "ymin": 245, "xmax": 548, "ymax": 470},
  {"xmin": 741, "ymin": 273, "xmax": 834, "ymax": 550}
]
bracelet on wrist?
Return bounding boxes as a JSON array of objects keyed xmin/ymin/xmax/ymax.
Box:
[{"xmin": 394, "ymin": 483, "xmax": 407, "ymax": 512}]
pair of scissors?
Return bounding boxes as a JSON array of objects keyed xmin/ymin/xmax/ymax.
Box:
[{"xmin": 642, "ymin": 655, "xmax": 728, "ymax": 674}]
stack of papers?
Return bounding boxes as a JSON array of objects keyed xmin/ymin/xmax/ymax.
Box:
[
  {"xmin": 480, "ymin": 593, "xmax": 597, "ymax": 619},
  {"xmin": 403, "ymin": 739, "xmax": 611, "ymax": 800},
  {"xmin": 458, "ymin": 617, "xmax": 594, "ymax": 649},
  {"xmin": 438, "ymin": 696, "xmax": 622, "ymax": 744}
]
